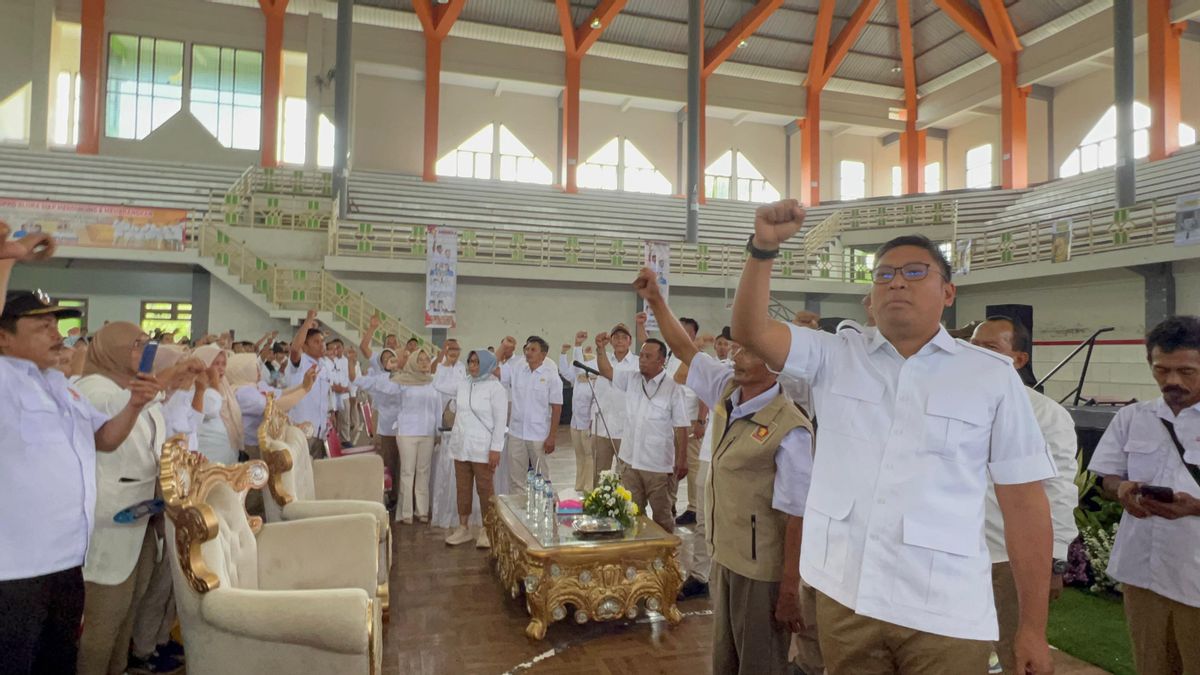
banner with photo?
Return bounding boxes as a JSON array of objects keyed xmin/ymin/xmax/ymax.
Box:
[
  {"xmin": 0, "ymin": 198, "xmax": 188, "ymax": 250},
  {"xmin": 643, "ymin": 241, "xmax": 670, "ymax": 332},
  {"xmin": 953, "ymin": 239, "xmax": 972, "ymax": 277},
  {"xmin": 424, "ymin": 226, "xmax": 457, "ymax": 328},
  {"xmin": 1175, "ymin": 194, "xmax": 1200, "ymax": 246},
  {"xmin": 1051, "ymin": 218, "xmax": 1073, "ymax": 263}
]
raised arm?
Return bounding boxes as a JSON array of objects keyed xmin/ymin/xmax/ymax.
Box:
[
  {"xmin": 731, "ymin": 200, "xmax": 808, "ymax": 371},
  {"xmin": 635, "ymin": 311, "xmax": 649, "ymax": 344},
  {"xmin": 0, "ymin": 227, "xmax": 57, "ymax": 312},
  {"xmin": 94, "ymin": 374, "xmax": 161, "ymax": 452},
  {"xmin": 594, "ymin": 332, "xmax": 613, "ymax": 381},
  {"xmin": 290, "ymin": 309, "xmax": 318, "ymax": 366},
  {"xmin": 360, "ymin": 316, "xmax": 379, "ymax": 361},
  {"xmin": 254, "ymin": 330, "xmax": 276, "ymax": 354},
  {"xmin": 558, "ymin": 331, "xmax": 588, "ymax": 380},
  {"xmin": 633, "ymin": 267, "xmax": 697, "ymax": 366}
]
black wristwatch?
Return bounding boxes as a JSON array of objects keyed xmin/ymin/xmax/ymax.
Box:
[
  {"xmin": 745, "ymin": 234, "xmax": 780, "ymax": 260},
  {"xmin": 1051, "ymin": 559, "xmax": 1067, "ymax": 575}
]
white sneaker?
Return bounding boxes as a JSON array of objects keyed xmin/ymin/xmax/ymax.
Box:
[
  {"xmin": 475, "ymin": 531, "xmax": 491, "ymax": 549},
  {"xmin": 445, "ymin": 526, "xmax": 473, "ymax": 546}
]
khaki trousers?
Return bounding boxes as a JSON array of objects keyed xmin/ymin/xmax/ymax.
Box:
[
  {"xmin": 712, "ymin": 562, "xmax": 791, "ymax": 675},
  {"xmin": 617, "ymin": 459, "xmax": 673, "ymax": 533},
  {"xmin": 397, "ymin": 435, "xmax": 435, "ymax": 520},
  {"xmin": 592, "ymin": 436, "xmax": 621, "ymax": 486},
  {"xmin": 570, "ymin": 428, "xmax": 594, "ymax": 493},
  {"xmin": 376, "ymin": 435, "xmax": 400, "ymax": 505},
  {"xmin": 684, "ymin": 435, "xmax": 701, "ymax": 513},
  {"xmin": 454, "ymin": 459, "xmax": 495, "ymax": 521},
  {"xmin": 506, "ymin": 437, "xmax": 548, "ymax": 495},
  {"xmin": 77, "ymin": 526, "xmax": 157, "ymax": 675},
  {"xmin": 815, "ymin": 591, "xmax": 990, "ymax": 675},
  {"xmin": 789, "ymin": 578, "xmax": 825, "ymax": 674},
  {"xmin": 683, "ymin": 460, "xmax": 711, "ymax": 583},
  {"xmin": 130, "ymin": 537, "xmax": 175, "ymax": 658},
  {"xmin": 1124, "ymin": 584, "xmax": 1200, "ymax": 675}
]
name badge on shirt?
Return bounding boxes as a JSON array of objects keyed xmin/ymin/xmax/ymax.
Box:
[{"xmin": 752, "ymin": 425, "xmax": 770, "ymax": 443}]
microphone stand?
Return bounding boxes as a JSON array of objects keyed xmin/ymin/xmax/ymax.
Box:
[{"xmin": 573, "ymin": 357, "xmax": 618, "ymax": 477}]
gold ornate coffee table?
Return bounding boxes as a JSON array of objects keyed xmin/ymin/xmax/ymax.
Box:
[{"xmin": 484, "ymin": 494, "xmax": 684, "ymax": 640}]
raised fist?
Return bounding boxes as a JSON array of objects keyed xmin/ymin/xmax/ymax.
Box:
[
  {"xmin": 574, "ymin": 330, "xmax": 588, "ymax": 346},
  {"xmin": 753, "ymin": 199, "xmax": 807, "ymax": 249},
  {"xmin": 635, "ymin": 311, "xmax": 648, "ymax": 326},
  {"xmin": 369, "ymin": 315, "xmax": 381, "ymax": 330},
  {"xmin": 595, "ymin": 332, "xmax": 610, "ymax": 349},
  {"xmin": 632, "ymin": 267, "xmax": 662, "ymax": 302}
]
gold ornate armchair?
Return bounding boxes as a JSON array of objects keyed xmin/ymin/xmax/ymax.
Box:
[
  {"xmin": 258, "ymin": 396, "xmax": 392, "ymax": 614},
  {"xmin": 159, "ymin": 435, "xmax": 381, "ymax": 675}
]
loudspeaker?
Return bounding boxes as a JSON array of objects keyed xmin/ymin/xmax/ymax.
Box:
[{"xmin": 985, "ymin": 304, "xmax": 1036, "ymax": 387}]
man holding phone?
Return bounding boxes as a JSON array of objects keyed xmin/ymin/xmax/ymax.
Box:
[{"xmin": 1088, "ymin": 315, "xmax": 1200, "ymax": 675}]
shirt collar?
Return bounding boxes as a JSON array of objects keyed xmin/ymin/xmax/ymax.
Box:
[
  {"xmin": 866, "ymin": 325, "xmax": 961, "ymax": 356},
  {"xmin": 0, "ymin": 354, "xmax": 41, "ymax": 376},
  {"xmin": 641, "ymin": 369, "xmax": 667, "ymax": 387},
  {"xmin": 1154, "ymin": 397, "xmax": 1200, "ymax": 421},
  {"xmin": 729, "ymin": 382, "xmax": 783, "ymax": 418}
]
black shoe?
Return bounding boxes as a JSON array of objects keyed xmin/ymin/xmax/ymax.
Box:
[
  {"xmin": 677, "ymin": 576, "xmax": 709, "ymax": 601},
  {"xmin": 127, "ymin": 650, "xmax": 185, "ymax": 675},
  {"xmin": 675, "ymin": 509, "xmax": 697, "ymax": 526},
  {"xmin": 156, "ymin": 640, "xmax": 185, "ymax": 661}
]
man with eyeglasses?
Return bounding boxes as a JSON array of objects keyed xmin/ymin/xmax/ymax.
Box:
[
  {"xmin": 732, "ymin": 201, "xmax": 1057, "ymax": 675},
  {"xmin": 0, "ymin": 227, "xmax": 161, "ymax": 675}
]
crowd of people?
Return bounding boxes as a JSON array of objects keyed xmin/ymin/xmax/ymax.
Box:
[{"xmin": 2, "ymin": 203, "xmax": 1199, "ymax": 675}]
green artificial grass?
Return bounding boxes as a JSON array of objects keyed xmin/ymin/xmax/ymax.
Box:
[{"xmin": 1047, "ymin": 588, "xmax": 1136, "ymax": 675}]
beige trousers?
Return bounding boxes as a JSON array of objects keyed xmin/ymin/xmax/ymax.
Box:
[
  {"xmin": 592, "ymin": 436, "xmax": 621, "ymax": 486},
  {"xmin": 815, "ymin": 591, "xmax": 990, "ymax": 675},
  {"xmin": 506, "ymin": 436, "xmax": 547, "ymax": 495},
  {"xmin": 617, "ymin": 459, "xmax": 674, "ymax": 533},
  {"xmin": 570, "ymin": 427, "xmax": 594, "ymax": 493},
  {"xmin": 397, "ymin": 435, "xmax": 435, "ymax": 520},
  {"xmin": 1124, "ymin": 583, "xmax": 1200, "ymax": 675},
  {"xmin": 684, "ymin": 435, "xmax": 701, "ymax": 513},
  {"xmin": 788, "ymin": 578, "xmax": 825, "ymax": 674},
  {"xmin": 77, "ymin": 526, "xmax": 157, "ymax": 675}
]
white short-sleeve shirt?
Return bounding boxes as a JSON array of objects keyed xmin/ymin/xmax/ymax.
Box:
[
  {"xmin": 285, "ymin": 352, "xmax": 332, "ymax": 436},
  {"xmin": 500, "ymin": 358, "xmax": 564, "ymax": 442},
  {"xmin": 610, "ymin": 369, "xmax": 690, "ymax": 474},
  {"xmin": 564, "ymin": 347, "xmax": 638, "ymax": 439},
  {"xmin": 1088, "ymin": 398, "xmax": 1200, "ymax": 608},
  {"xmin": 783, "ymin": 322, "xmax": 1055, "ymax": 641}
]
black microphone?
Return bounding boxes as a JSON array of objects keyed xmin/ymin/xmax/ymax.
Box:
[{"xmin": 572, "ymin": 360, "xmax": 601, "ymax": 376}]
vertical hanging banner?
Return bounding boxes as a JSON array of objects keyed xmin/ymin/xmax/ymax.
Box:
[
  {"xmin": 1050, "ymin": 218, "xmax": 1073, "ymax": 263},
  {"xmin": 424, "ymin": 226, "xmax": 457, "ymax": 328},
  {"xmin": 643, "ymin": 241, "xmax": 670, "ymax": 332},
  {"xmin": 1175, "ymin": 194, "xmax": 1200, "ymax": 246}
]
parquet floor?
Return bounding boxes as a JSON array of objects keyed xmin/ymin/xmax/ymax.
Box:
[{"xmin": 381, "ymin": 432, "xmax": 1110, "ymax": 675}]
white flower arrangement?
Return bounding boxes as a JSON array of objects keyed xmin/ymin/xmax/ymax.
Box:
[{"xmin": 583, "ymin": 470, "xmax": 638, "ymax": 528}]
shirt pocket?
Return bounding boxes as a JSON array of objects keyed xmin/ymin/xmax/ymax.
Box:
[
  {"xmin": 1123, "ymin": 441, "xmax": 1164, "ymax": 483},
  {"xmin": 825, "ymin": 377, "xmax": 883, "ymax": 441},
  {"xmin": 19, "ymin": 390, "xmax": 69, "ymax": 445},
  {"xmin": 924, "ymin": 389, "xmax": 990, "ymax": 461},
  {"xmin": 893, "ymin": 513, "xmax": 989, "ymax": 620},
  {"xmin": 801, "ymin": 477, "xmax": 855, "ymax": 583}
]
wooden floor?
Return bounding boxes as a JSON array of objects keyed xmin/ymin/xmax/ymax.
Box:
[{"xmin": 381, "ymin": 434, "xmax": 1111, "ymax": 675}]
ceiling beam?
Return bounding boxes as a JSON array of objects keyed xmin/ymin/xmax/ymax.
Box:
[
  {"xmin": 413, "ymin": 0, "xmax": 465, "ymax": 40},
  {"xmin": 703, "ymin": 0, "xmax": 785, "ymax": 78},
  {"xmin": 978, "ymin": 0, "xmax": 1021, "ymax": 53},
  {"xmin": 573, "ymin": 0, "xmax": 628, "ymax": 56},
  {"xmin": 896, "ymin": 0, "xmax": 917, "ymax": 111},
  {"xmin": 813, "ymin": 0, "xmax": 881, "ymax": 89},
  {"xmin": 807, "ymin": 0, "xmax": 836, "ymax": 86},
  {"xmin": 933, "ymin": 0, "xmax": 1000, "ymax": 59}
]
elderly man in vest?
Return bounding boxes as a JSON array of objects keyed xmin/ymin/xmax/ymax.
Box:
[{"xmin": 632, "ymin": 267, "xmax": 814, "ymax": 675}]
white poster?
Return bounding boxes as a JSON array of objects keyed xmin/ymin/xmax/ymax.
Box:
[
  {"xmin": 643, "ymin": 241, "xmax": 670, "ymax": 333},
  {"xmin": 953, "ymin": 239, "xmax": 972, "ymax": 277},
  {"xmin": 424, "ymin": 226, "xmax": 457, "ymax": 328},
  {"xmin": 1175, "ymin": 194, "xmax": 1200, "ymax": 246}
]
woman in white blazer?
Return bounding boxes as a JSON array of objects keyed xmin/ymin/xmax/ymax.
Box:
[
  {"xmin": 441, "ymin": 348, "xmax": 508, "ymax": 549},
  {"xmin": 74, "ymin": 322, "xmax": 167, "ymax": 675}
]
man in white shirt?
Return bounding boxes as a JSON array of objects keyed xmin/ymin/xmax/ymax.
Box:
[
  {"xmin": 595, "ymin": 331, "xmax": 690, "ymax": 533},
  {"xmin": 0, "ymin": 230, "xmax": 159, "ymax": 675},
  {"xmin": 636, "ymin": 267, "xmax": 813, "ymax": 674},
  {"xmin": 971, "ymin": 317, "xmax": 1080, "ymax": 675},
  {"xmin": 562, "ymin": 324, "xmax": 640, "ymax": 486},
  {"xmin": 286, "ymin": 310, "xmax": 345, "ymax": 458},
  {"xmin": 500, "ymin": 336, "xmax": 563, "ymax": 494},
  {"xmin": 432, "ymin": 338, "xmax": 467, "ymax": 409},
  {"xmin": 323, "ymin": 338, "xmax": 352, "ymax": 443},
  {"xmin": 733, "ymin": 200, "xmax": 1057, "ymax": 675},
  {"xmin": 1088, "ymin": 315, "xmax": 1200, "ymax": 675}
]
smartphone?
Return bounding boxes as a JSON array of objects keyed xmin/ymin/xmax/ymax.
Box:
[
  {"xmin": 1139, "ymin": 484, "xmax": 1175, "ymax": 502},
  {"xmin": 113, "ymin": 498, "xmax": 165, "ymax": 524},
  {"xmin": 138, "ymin": 341, "xmax": 159, "ymax": 374}
]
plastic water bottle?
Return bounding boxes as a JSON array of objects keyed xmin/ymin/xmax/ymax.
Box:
[
  {"xmin": 525, "ymin": 469, "xmax": 536, "ymax": 510},
  {"xmin": 542, "ymin": 483, "xmax": 556, "ymax": 530}
]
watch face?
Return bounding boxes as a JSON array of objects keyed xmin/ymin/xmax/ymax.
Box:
[{"xmin": 1052, "ymin": 559, "xmax": 1068, "ymax": 575}]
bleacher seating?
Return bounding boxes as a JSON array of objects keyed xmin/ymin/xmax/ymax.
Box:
[{"xmin": 0, "ymin": 147, "xmax": 245, "ymax": 220}]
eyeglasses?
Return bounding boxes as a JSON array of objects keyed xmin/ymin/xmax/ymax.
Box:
[{"xmin": 871, "ymin": 262, "xmax": 942, "ymax": 284}]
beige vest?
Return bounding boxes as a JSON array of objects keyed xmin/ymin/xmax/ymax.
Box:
[{"xmin": 704, "ymin": 380, "xmax": 812, "ymax": 582}]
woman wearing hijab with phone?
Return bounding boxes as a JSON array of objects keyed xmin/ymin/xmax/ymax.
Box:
[
  {"xmin": 192, "ymin": 345, "xmax": 243, "ymax": 465},
  {"xmin": 73, "ymin": 322, "xmax": 167, "ymax": 675},
  {"xmin": 441, "ymin": 349, "xmax": 508, "ymax": 548}
]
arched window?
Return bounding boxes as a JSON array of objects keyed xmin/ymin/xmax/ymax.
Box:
[
  {"xmin": 1060, "ymin": 103, "xmax": 1197, "ymax": 178},
  {"xmin": 578, "ymin": 138, "xmax": 672, "ymax": 194},
  {"xmin": 435, "ymin": 124, "xmax": 553, "ymax": 185},
  {"xmin": 705, "ymin": 150, "xmax": 780, "ymax": 202}
]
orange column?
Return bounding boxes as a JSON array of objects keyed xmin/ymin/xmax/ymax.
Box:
[
  {"xmin": 900, "ymin": 121, "xmax": 926, "ymax": 194},
  {"xmin": 562, "ymin": 55, "xmax": 581, "ymax": 192},
  {"xmin": 1148, "ymin": 0, "xmax": 1182, "ymax": 162},
  {"xmin": 259, "ymin": 0, "xmax": 288, "ymax": 168},
  {"xmin": 422, "ymin": 36, "xmax": 443, "ymax": 182},
  {"xmin": 77, "ymin": 0, "xmax": 105, "ymax": 155},
  {"xmin": 799, "ymin": 85, "xmax": 820, "ymax": 206},
  {"xmin": 999, "ymin": 53, "xmax": 1028, "ymax": 190}
]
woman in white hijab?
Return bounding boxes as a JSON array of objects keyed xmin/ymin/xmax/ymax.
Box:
[{"xmin": 192, "ymin": 345, "xmax": 242, "ymax": 465}]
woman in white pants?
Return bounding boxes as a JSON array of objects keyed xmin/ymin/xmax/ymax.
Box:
[
  {"xmin": 443, "ymin": 348, "xmax": 508, "ymax": 548},
  {"xmin": 560, "ymin": 344, "xmax": 597, "ymax": 493},
  {"xmin": 359, "ymin": 351, "xmax": 442, "ymax": 523}
]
